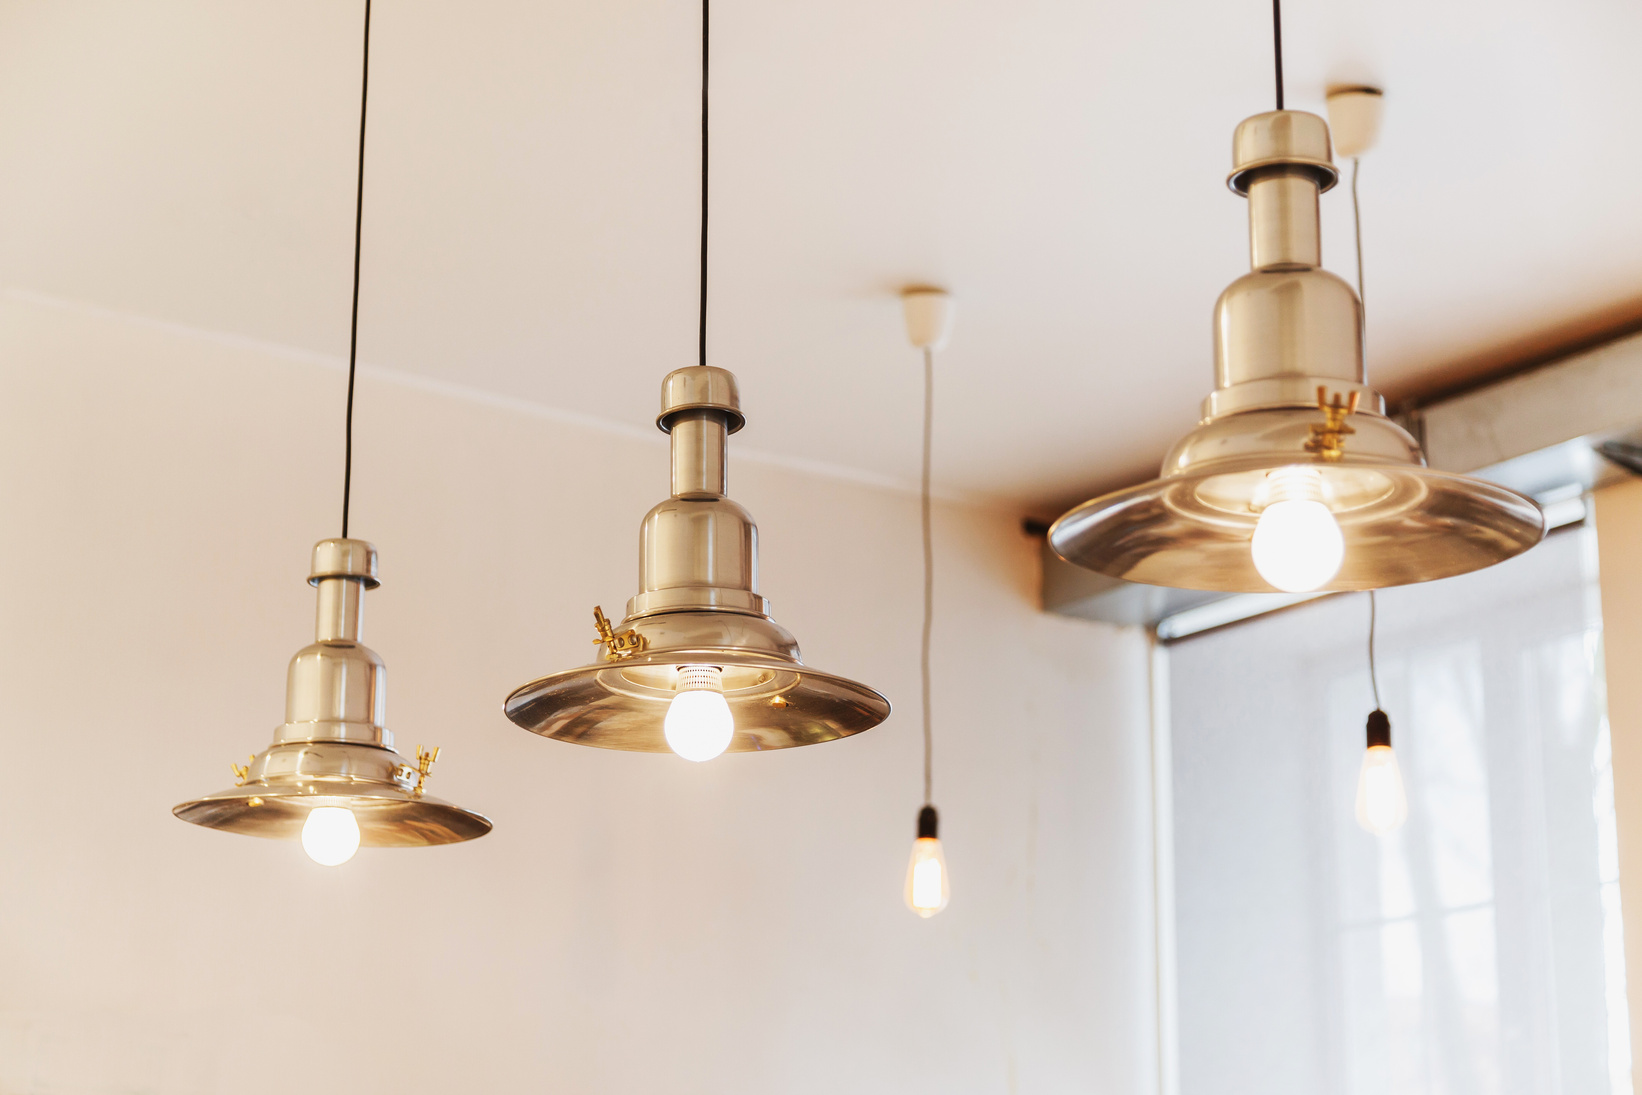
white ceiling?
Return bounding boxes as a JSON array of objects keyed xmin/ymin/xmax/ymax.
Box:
[{"xmin": 2, "ymin": 0, "xmax": 1640, "ymax": 514}]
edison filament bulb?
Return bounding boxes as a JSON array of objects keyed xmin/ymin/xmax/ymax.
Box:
[
  {"xmin": 1356, "ymin": 747, "xmax": 1408, "ymax": 833},
  {"xmin": 664, "ymin": 665, "xmax": 735, "ymax": 762},
  {"xmin": 1251, "ymin": 466, "xmax": 1344, "ymax": 592},
  {"xmin": 905, "ymin": 807, "xmax": 950, "ymax": 918},
  {"xmin": 301, "ymin": 806, "xmax": 361, "ymax": 866},
  {"xmin": 1355, "ymin": 710, "xmax": 1407, "ymax": 834},
  {"xmin": 906, "ymin": 839, "xmax": 949, "ymax": 917}
]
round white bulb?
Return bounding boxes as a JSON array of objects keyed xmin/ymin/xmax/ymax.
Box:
[
  {"xmin": 1251, "ymin": 498, "xmax": 1344, "ymax": 592},
  {"xmin": 301, "ymin": 806, "xmax": 361, "ymax": 866},
  {"xmin": 664, "ymin": 668, "xmax": 734, "ymax": 762}
]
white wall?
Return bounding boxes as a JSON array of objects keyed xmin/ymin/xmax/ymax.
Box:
[{"xmin": 0, "ymin": 291, "xmax": 1156, "ymax": 1094}]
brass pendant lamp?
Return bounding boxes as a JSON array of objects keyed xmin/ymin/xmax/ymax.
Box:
[
  {"xmin": 503, "ymin": 0, "xmax": 890, "ymax": 759},
  {"xmin": 173, "ymin": 1, "xmax": 492, "ymax": 863},
  {"xmin": 1048, "ymin": 4, "xmax": 1542, "ymax": 594}
]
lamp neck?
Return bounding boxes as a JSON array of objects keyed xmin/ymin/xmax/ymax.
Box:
[
  {"xmin": 315, "ymin": 576, "xmax": 366, "ymax": 642},
  {"xmin": 1248, "ymin": 171, "xmax": 1321, "ymax": 270},
  {"xmin": 1205, "ymin": 113, "xmax": 1371, "ymax": 418},
  {"xmin": 670, "ymin": 410, "xmax": 730, "ymax": 498}
]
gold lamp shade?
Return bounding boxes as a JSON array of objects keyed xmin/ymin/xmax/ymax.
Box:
[
  {"xmin": 173, "ymin": 539, "xmax": 492, "ymax": 846},
  {"xmin": 504, "ymin": 367, "xmax": 891, "ymax": 753},
  {"xmin": 1049, "ymin": 112, "xmax": 1543, "ymax": 592}
]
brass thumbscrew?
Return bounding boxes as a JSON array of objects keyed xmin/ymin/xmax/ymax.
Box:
[
  {"xmin": 1304, "ymin": 386, "xmax": 1361, "ymax": 462},
  {"xmin": 592, "ymin": 605, "xmax": 647, "ymax": 661},
  {"xmin": 412, "ymin": 746, "xmax": 441, "ymax": 796}
]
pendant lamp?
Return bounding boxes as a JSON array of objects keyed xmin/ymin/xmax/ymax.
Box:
[
  {"xmin": 173, "ymin": 1, "xmax": 492, "ymax": 862},
  {"xmin": 503, "ymin": 0, "xmax": 890, "ymax": 759},
  {"xmin": 1326, "ymin": 87, "xmax": 1408, "ymax": 835},
  {"xmin": 505, "ymin": 366, "xmax": 890, "ymax": 756},
  {"xmin": 902, "ymin": 289, "xmax": 955, "ymax": 918},
  {"xmin": 1047, "ymin": 4, "xmax": 1542, "ymax": 594},
  {"xmin": 1355, "ymin": 592, "xmax": 1407, "ymax": 834}
]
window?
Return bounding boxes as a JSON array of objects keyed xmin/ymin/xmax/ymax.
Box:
[{"xmin": 1166, "ymin": 523, "xmax": 1630, "ymax": 1095}]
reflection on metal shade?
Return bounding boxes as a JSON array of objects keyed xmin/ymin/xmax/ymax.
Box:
[
  {"xmin": 504, "ymin": 367, "xmax": 890, "ymax": 752},
  {"xmin": 1051, "ymin": 462, "xmax": 1544, "ymax": 592},
  {"xmin": 173, "ymin": 782, "xmax": 492, "ymax": 846},
  {"xmin": 1049, "ymin": 111, "xmax": 1543, "ymax": 592},
  {"xmin": 173, "ymin": 539, "xmax": 493, "ymax": 845},
  {"xmin": 506, "ymin": 651, "xmax": 890, "ymax": 753}
]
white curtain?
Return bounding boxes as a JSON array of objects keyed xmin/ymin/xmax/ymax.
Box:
[{"xmin": 1167, "ymin": 523, "xmax": 1630, "ymax": 1095}]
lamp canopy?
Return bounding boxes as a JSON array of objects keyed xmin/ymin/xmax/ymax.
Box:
[
  {"xmin": 173, "ymin": 539, "xmax": 493, "ymax": 845},
  {"xmin": 1326, "ymin": 86, "xmax": 1385, "ymax": 159},
  {"xmin": 504, "ymin": 366, "xmax": 891, "ymax": 752},
  {"xmin": 1048, "ymin": 111, "xmax": 1543, "ymax": 593}
]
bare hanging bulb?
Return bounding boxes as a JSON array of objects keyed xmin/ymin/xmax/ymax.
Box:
[
  {"xmin": 1355, "ymin": 709, "xmax": 1407, "ymax": 834},
  {"xmin": 901, "ymin": 289, "xmax": 956, "ymax": 919},
  {"xmin": 904, "ymin": 806, "xmax": 950, "ymax": 917}
]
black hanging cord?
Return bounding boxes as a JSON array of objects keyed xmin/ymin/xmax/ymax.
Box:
[
  {"xmin": 1367, "ymin": 590, "xmax": 1382, "ymax": 710},
  {"xmin": 1271, "ymin": 0, "xmax": 1285, "ymax": 110},
  {"xmin": 341, "ymin": 0, "xmax": 372, "ymax": 539},
  {"xmin": 920, "ymin": 347, "xmax": 935, "ymax": 806},
  {"xmin": 698, "ymin": 0, "xmax": 709, "ymax": 370}
]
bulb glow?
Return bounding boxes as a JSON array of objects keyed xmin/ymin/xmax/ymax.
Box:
[
  {"xmin": 664, "ymin": 665, "xmax": 734, "ymax": 762},
  {"xmin": 1355, "ymin": 745, "xmax": 1408, "ymax": 834},
  {"xmin": 301, "ymin": 806, "xmax": 361, "ymax": 866},
  {"xmin": 904, "ymin": 837, "xmax": 950, "ymax": 917},
  {"xmin": 1251, "ymin": 467, "xmax": 1344, "ymax": 592}
]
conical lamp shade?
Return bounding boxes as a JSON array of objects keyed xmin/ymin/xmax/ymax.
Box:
[
  {"xmin": 173, "ymin": 539, "xmax": 492, "ymax": 846},
  {"xmin": 1049, "ymin": 111, "xmax": 1542, "ymax": 592},
  {"xmin": 505, "ymin": 367, "xmax": 890, "ymax": 752}
]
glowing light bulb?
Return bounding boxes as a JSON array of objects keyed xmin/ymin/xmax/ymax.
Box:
[
  {"xmin": 1251, "ymin": 466, "xmax": 1344, "ymax": 592},
  {"xmin": 905, "ymin": 806, "xmax": 950, "ymax": 917},
  {"xmin": 1355, "ymin": 710, "xmax": 1407, "ymax": 834},
  {"xmin": 664, "ymin": 665, "xmax": 734, "ymax": 762},
  {"xmin": 301, "ymin": 806, "xmax": 361, "ymax": 866},
  {"xmin": 1356, "ymin": 747, "xmax": 1408, "ymax": 833}
]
